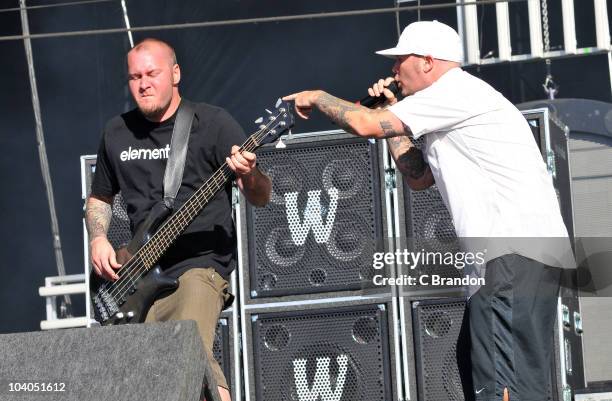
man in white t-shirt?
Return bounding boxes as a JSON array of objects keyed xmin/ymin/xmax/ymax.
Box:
[{"xmin": 284, "ymin": 20, "xmax": 573, "ymax": 401}]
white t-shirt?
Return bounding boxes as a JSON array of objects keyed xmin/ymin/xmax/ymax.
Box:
[{"xmin": 389, "ymin": 67, "xmax": 574, "ymax": 268}]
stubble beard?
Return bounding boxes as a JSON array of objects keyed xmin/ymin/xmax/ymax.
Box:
[{"xmin": 137, "ymin": 96, "xmax": 171, "ymax": 120}]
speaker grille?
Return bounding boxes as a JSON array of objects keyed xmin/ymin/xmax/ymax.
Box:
[
  {"xmin": 213, "ymin": 317, "xmax": 232, "ymax": 390},
  {"xmin": 251, "ymin": 304, "xmax": 392, "ymax": 401},
  {"xmin": 106, "ymin": 194, "xmax": 132, "ymax": 248},
  {"xmin": 246, "ymin": 137, "xmax": 385, "ymax": 297},
  {"xmin": 413, "ymin": 298, "xmax": 467, "ymax": 401},
  {"xmin": 83, "ymin": 157, "xmax": 132, "ymax": 249},
  {"xmin": 401, "ymin": 137, "xmax": 463, "ymax": 290}
]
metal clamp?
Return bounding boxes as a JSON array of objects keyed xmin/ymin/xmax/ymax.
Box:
[
  {"xmin": 573, "ymin": 311, "xmax": 583, "ymax": 335},
  {"xmin": 564, "ymin": 337, "xmax": 573, "ymax": 375},
  {"xmin": 546, "ymin": 150, "xmax": 557, "ymax": 179},
  {"xmin": 561, "ymin": 304, "xmax": 571, "ymax": 328},
  {"xmin": 562, "ymin": 386, "xmax": 572, "ymax": 401},
  {"xmin": 232, "ymin": 184, "xmax": 240, "ymax": 207},
  {"xmin": 384, "ymin": 167, "xmax": 397, "ymax": 191}
]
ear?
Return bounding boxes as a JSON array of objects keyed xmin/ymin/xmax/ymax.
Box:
[
  {"xmin": 172, "ymin": 63, "xmax": 181, "ymax": 85},
  {"xmin": 422, "ymin": 55, "xmax": 435, "ymax": 73}
]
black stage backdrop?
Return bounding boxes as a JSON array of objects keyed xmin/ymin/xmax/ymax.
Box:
[{"xmin": 0, "ymin": 0, "xmax": 610, "ymax": 333}]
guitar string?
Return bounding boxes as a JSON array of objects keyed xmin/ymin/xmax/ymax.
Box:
[
  {"xmin": 101, "ymin": 131, "xmax": 264, "ymax": 303},
  {"xmin": 99, "ymin": 112, "xmax": 285, "ymax": 305},
  {"xmin": 98, "ymin": 159, "xmax": 240, "ymax": 305},
  {"xmin": 104, "ymin": 106, "xmax": 290, "ymax": 304},
  {"xmin": 105, "ymin": 133, "xmax": 262, "ymax": 301}
]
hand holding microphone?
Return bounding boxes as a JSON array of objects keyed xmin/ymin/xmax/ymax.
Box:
[
  {"xmin": 359, "ymin": 77, "xmax": 401, "ymax": 108},
  {"xmin": 282, "ymin": 77, "xmax": 401, "ymax": 121}
]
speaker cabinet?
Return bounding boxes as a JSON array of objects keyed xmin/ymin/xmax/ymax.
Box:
[
  {"xmin": 237, "ymin": 131, "xmax": 393, "ymax": 303},
  {"xmin": 411, "ymin": 298, "xmax": 469, "ymax": 401},
  {"xmin": 242, "ymin": 297, "xmax": 401, "ymax": 401},
  {"xmin": 214, "ymin": 311, "xmax": 237, "ymax": 398},
  {"xmin": 403, "ymin": 296, "xmax": 582, "ymax": 401}
]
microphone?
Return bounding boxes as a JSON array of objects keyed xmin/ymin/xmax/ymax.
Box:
[{"xmin": 357, "ymin": 81, "xmax": 401, "ymax": 108}]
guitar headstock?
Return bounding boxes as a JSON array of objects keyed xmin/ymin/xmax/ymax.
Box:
[{"xmin": 253, "ymin": 99, "xmax": 295, "ymax": 147}]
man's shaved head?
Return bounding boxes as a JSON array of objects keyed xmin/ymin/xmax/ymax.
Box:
[{"xmin": 128, "ymin": 38, "xmax": 177, "ymax": 67}]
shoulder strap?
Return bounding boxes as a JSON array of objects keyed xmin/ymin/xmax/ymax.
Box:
[{"xmin": 163, "ymin": 100, "xmax": 195, "ymax": 209}]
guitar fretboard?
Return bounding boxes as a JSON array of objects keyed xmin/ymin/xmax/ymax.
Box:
[{"xmin": 131, "ymin": 134, "xmax": 261, "ymax": 270}]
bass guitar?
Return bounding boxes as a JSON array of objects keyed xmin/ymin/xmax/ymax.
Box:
[{"xmin": 90, "ymin": 99, "xmax": 293, "ymax": 325}]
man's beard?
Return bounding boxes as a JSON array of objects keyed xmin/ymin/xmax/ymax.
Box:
[{"xmin": 138, "ymin": 98, "xmax": 171, "ymax": 120}]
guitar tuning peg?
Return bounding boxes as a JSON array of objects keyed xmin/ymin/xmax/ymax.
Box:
[
  {"xmin": 275, "ymin": 98, "xmax": 282, "ymax": 108},
  {"xmin": 254, "ymin": 117, "xmax": 263, "ymax": 124},
  {"xmin": 265, "ymin": 109, "xmax": 273, "ymax": 115}
]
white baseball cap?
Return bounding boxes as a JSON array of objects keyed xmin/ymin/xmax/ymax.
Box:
[{"xmin": 376, "ymin": 20, "xmax": 464, "ymax": 63}]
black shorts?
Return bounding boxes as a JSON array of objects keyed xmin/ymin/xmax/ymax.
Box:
[{"xmin": 466, "ymin": 254, "xmax": 561, "ymax": 401}]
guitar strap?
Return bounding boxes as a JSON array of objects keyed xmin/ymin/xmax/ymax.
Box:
[{"xmin": 163, "ymin": 99, "xmax": 195, "ymax": 210}]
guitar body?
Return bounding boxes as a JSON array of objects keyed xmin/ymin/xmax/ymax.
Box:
[
  {"xmin": 90, "ymin": 202, "xmax": 178, "ymax": 326},
  {"xmin": 90, "ymin": 265, "xmax": 178, "ymax": 325},
  {"xmin": 89, "ymin": 99, "xmax": 294, "ymax": 326}
]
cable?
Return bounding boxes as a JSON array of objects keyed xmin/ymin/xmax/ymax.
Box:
[
  {"xmin": 0, "ymin": 0, "xmax": 528, "ymax": 42},
  {"xmin": 0, "ymin": 0, "xmax": 119, "ymax": 14}
]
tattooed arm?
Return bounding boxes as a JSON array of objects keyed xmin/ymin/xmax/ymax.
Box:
[
  {"xmin": 283, "ymin": 90, "xmax": 405, "ymax": 139},
  {"xmin": 86, "ymin": 195, "xmax": 112, "ymax": 240},
  {"xmin": 315, "ymin": 92, "xmax": 434, "ymax": 188},
  {"xmin": 283, "ymin": 89, "xmax": 433, "ymax": 189},
  {"xmin": 386, "ymin": 133, "xmax": 434, "ymax": 190},
  {"xmin": 86, "ymin": 195, "xmax": 121, "ymax": 281}
]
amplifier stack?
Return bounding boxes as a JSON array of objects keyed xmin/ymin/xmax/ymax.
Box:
[{"xmin": 75, "ymin": 107, "xmax": 585, "ymax": 401}]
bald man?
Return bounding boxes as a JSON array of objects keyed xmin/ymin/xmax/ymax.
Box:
[{"xmin": 86, "ymin": 38, "xmax": 271, "ymax": 401}]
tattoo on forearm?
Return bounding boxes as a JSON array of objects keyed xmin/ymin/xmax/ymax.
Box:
[
  {"xmin": 316, "ymin": 93, "xmax": 366, "ymax": 132},
  {"xmin": 386, "ymin": 136, "xmax": 404, "ymax": 154},
  {"xmin": 397, "ymin": 147, "xmax": 428, "ymax": 180},
  {"xmin": 379, "ymin": 120, "xmax": 402, "ymax": 137},
  {"xmin": 86, "ymin": 199, "xmax": 112, "ymax": 239},
  {"xmin": 386, "ymin": 126, "xmax": 414, "ymax": 156},
  {"xmin": 240, "ymin": 168, "xmax": 272, "ymax": 207}
]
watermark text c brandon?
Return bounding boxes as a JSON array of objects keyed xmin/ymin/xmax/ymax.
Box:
[{"xmin": 371, "ymin": 249, "xmax": 487, "ymax": 287}]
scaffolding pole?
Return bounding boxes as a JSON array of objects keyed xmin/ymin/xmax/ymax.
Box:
[{"xmin": 19, "ymin": 0, "xmax": 72, "ymax": 316}]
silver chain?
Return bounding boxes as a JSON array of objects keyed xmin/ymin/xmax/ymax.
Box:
[
  {"xmin": 540, "ymin": 0, "xmax": 557, "ymax": 98},
  {"xmin": 541, "ymin": 0, "xmax": 550, "ymax": 52}
]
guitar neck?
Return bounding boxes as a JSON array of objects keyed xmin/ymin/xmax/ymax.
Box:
[
  {"xmin": 123, "ymin": 99, "xmax": 293, "ymax": 273},
  {"xmin": 132, "ymin": 135, "xmax": 260, "ymax": 270}
]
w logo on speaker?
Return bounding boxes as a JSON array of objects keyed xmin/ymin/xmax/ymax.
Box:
[
  {"xmin": 285, "ymin": 187, "xmax": 339, "ymax": 246},
  {"xmin": 293, "ymin": 354, "xmax": 348, "ymax": 401},
  {"xmin": 245, "ymin": 136, "xmax": 383, "ymax": 297}
]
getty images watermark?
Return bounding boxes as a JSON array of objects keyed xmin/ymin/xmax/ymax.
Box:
[{"xmin": 371, "ymin": 249, "xmax": 487, "ymax": 287}]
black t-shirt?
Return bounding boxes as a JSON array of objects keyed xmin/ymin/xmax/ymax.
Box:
[{"xmin": 91, "ymin": 100, "xmax": 247, "ymax": 279}]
